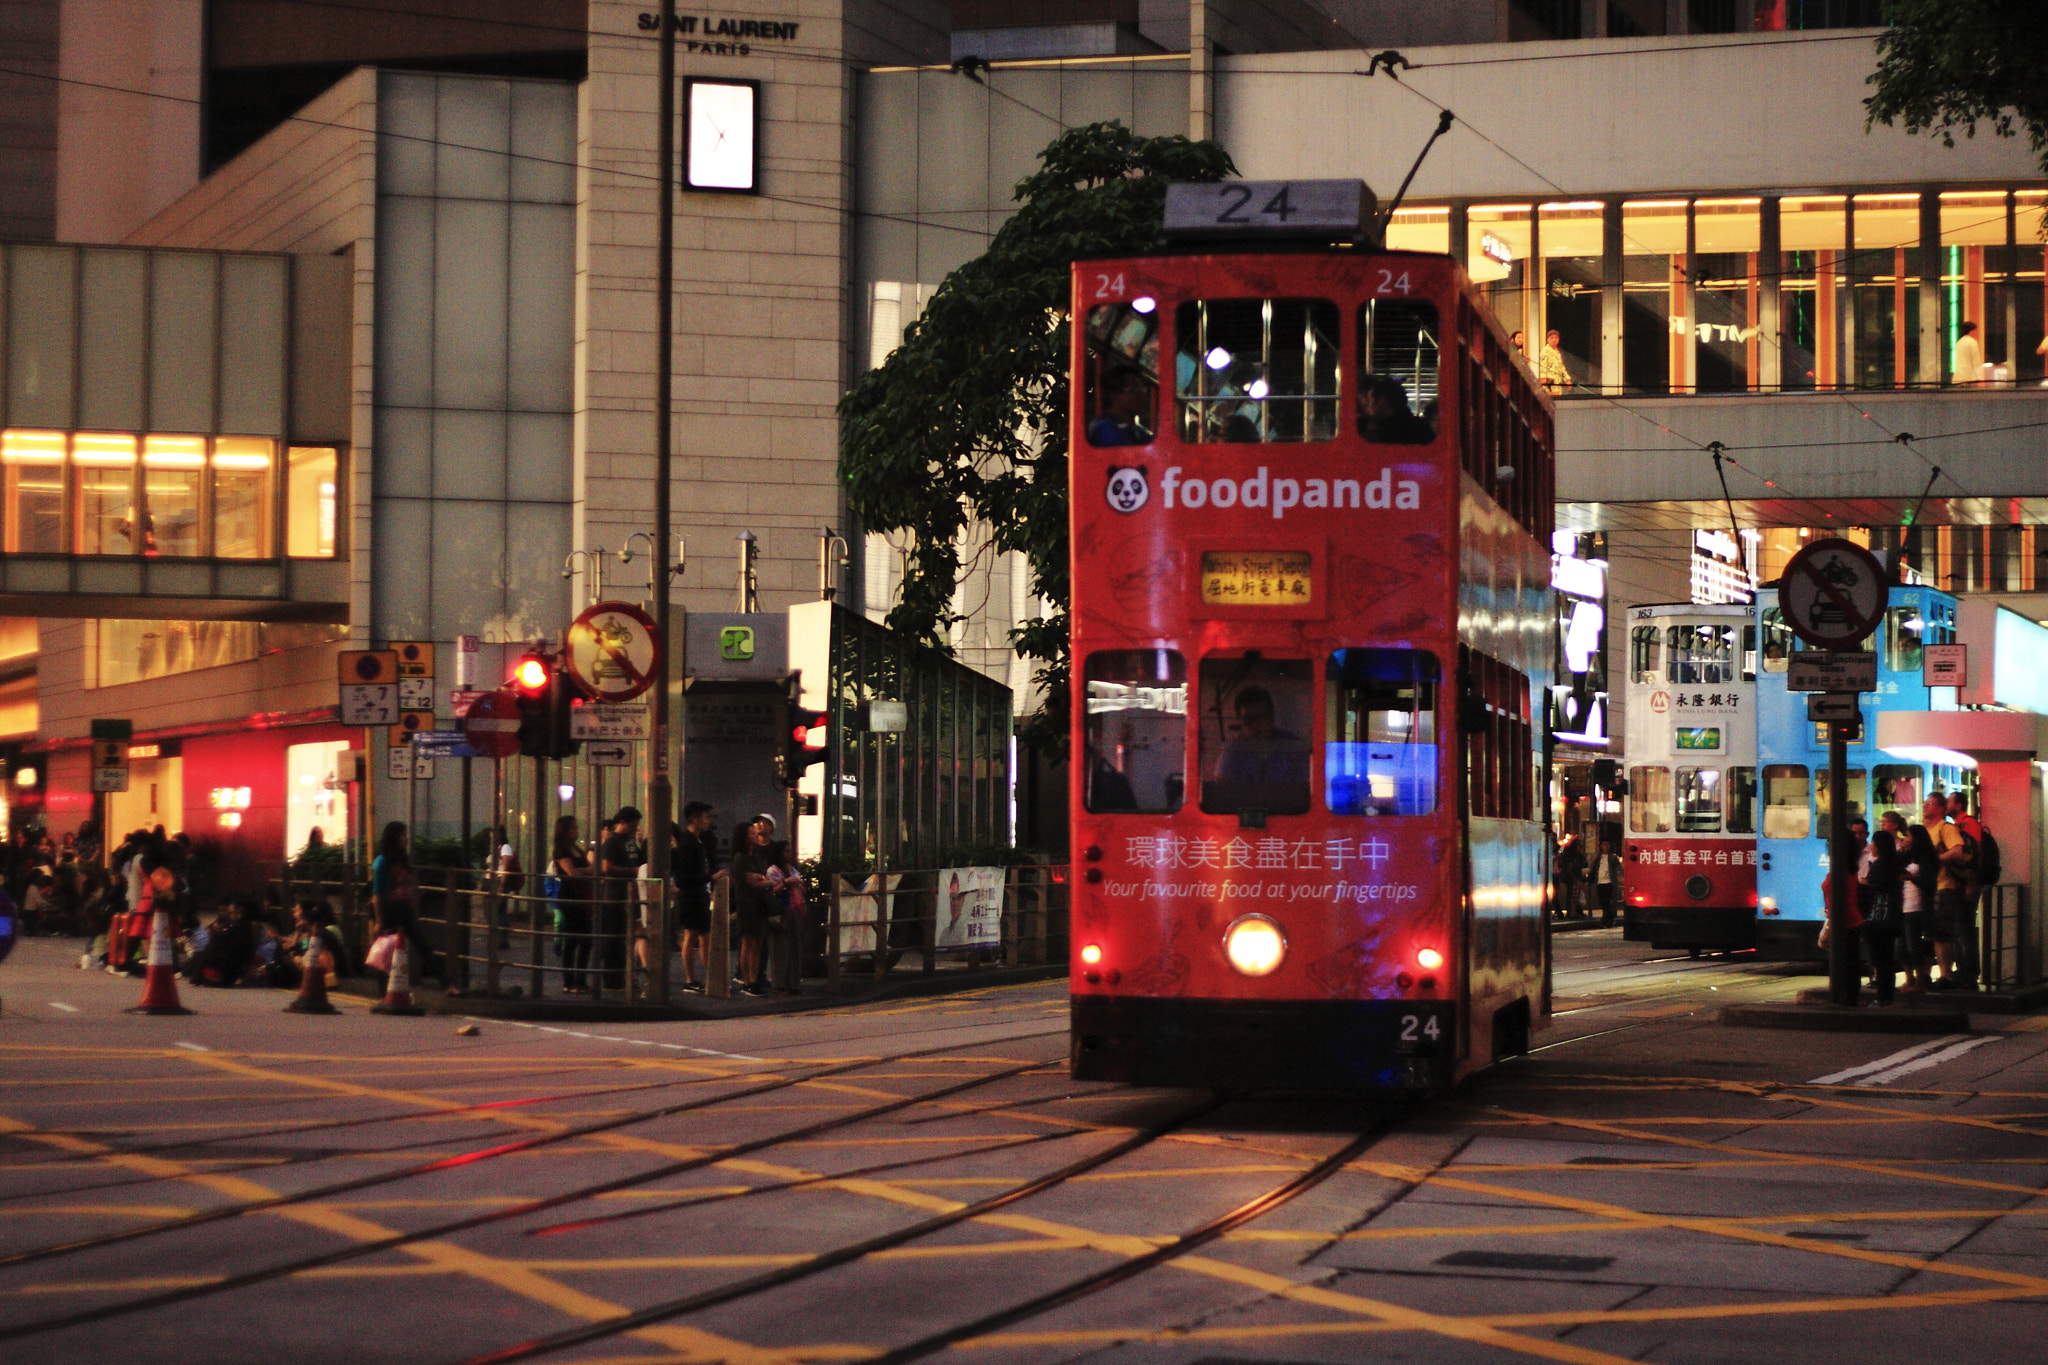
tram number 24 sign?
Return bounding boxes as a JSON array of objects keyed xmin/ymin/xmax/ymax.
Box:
[{"xmin": 1778, "ymin": 538, "xmax": 1889, "ymax": 651}]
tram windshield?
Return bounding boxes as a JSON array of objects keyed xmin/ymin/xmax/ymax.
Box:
[
  {"xmin": 1081, "ymin": 650, "xmax": 1186, "ymax": 813},
  {"xmin": 1356, "ymin": 298, "xmax": 1440, "ymax": 444},
  {"xmin": 1082, "ymin": 302, "xmax": 1159, "ymax": 448},
  {"xmin": 1759, "ymin": 608, "xmax": 1792, "ymax": 672},
  {"xmin": 1762, "ymin": 764, "xmax": 1811, "ymax": 839},
  {"xmin": 1175, "ymin": 299, "xmax": 1339, "ymax": 443},
  {"xmin": 1324, "ymin": 648, "xmax": 1440, "ymax": 816},
  {"xmin": 1198, "ymin": 656, "xmax": 1313, "ymax": 815},
  {"xmin": 1628, "ymin": 765, "xmax": 1672, "ymax": 833},
  {"xmin": 1886, "ymin": 605, "xmax": 1925, "ymax": 673},
  {"xmin": 1668, "ymin": 624, "xmax": 1738, "ymax": 684},
  {"xmin": 1675, "ymin": 766, "xmax": 1722, "ymax": 832}
]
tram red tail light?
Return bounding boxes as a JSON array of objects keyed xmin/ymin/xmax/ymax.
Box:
[{"xmin": 1415, "ymin": 947, "xmax": 1444, "ymax": 972}]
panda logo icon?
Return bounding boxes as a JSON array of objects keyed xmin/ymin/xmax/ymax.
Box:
[{"xmin": 1104, "ymin": 465, "xmax": 1149, "ymax": 514}]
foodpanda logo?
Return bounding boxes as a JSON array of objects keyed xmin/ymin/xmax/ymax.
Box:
[{"xmin": 1104, "ymin": 465, "xmax": 1149, "ymax": 514}]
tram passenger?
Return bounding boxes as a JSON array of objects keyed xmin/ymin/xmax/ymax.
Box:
[
  {"xmin": 1087, "ymin": 367, "xmax": 1154, "ymax": 446},
  {"xmin": 1209, "ymin": 687, "xmax": 1310, "ymax": 813},
  {"xmin": 1359, "ymin": 375, "xmax": 1434, "ymax": 444}
]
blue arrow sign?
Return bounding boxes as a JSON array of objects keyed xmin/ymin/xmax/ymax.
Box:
[{"xmin": 411, "ymin": 729, "xmax": 484, "ymax": 759}]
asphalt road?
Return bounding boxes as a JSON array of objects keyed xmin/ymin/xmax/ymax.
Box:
[{"xmin": 2, "ymin": 931, "xmax": 2045, "ymax": 1365}]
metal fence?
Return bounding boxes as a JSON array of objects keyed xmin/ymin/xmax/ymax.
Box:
[
  {"xmin": 266, "ymin": 861, "xmax": 1068, "ymax": 1006},
  {"xmin": 1980, "ymin": 882, "xmax": 2036, "ymax": 992}
]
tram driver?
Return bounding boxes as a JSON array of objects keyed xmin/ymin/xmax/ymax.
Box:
[{"xmin": 1208, "ymin": 687, "xmax": 1311, "ymax": 813}]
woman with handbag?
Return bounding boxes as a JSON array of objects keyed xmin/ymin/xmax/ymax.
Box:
[
  {"xmin": 550, "ymin": 815, "xmax": 595, "ymax": 994},
  {"xmin": 370, "ymin": 821, "xmax": 439, "ymax": 983}
]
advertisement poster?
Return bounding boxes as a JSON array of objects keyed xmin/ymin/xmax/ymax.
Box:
[
  {"xmin": 934, "ymin": 866, "xmax": 1005, "ymax": 950},
  {"xmin": 833, "ymin": 873, "xmax": 900, "ymax": 956}
]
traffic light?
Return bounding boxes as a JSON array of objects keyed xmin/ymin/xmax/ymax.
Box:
[
  {"xmin": 512, "ymin": 652, "xmax": 552, "ymax": 758},
  {"xmin": 779, "ymin": 704, "xmax": 830, "ymax": 786}
]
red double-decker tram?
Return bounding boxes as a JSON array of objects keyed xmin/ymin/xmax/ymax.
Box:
[{"xmin": 1068, "ymin": 181, "xmax": 1555, "ymax": 1091}]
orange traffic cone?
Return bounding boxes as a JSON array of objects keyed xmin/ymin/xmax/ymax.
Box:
[
  {"xmin": 372, "ymin": 936, "xmax": 424, "ymax": 1016},
  {"xmin": 285, "ymin": 933, "xmax": 337, "ymax": 1014},
  {"xmin": 129, "ymin": 910, "xmax": 192, "ymax": 1016}
]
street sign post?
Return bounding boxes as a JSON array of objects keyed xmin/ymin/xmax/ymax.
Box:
[
  {"xmin": 393, "ymin": 641, "xmax": 435, "ymax": 678},
  {"xmin": 1776, "ymin": 538, "xmax": 1889, "ymax": 1010},
  {"xmin": 412, "ymin": 729, "xmax": 484, "ymax": 759},
  {"xmin": 449, "ymin": 688, "xmax": 489, "ymax": 718},
  {"xmin": 388, "ymin": 748, "xmax": 434, "ymax": 781},
  {"xmin": 341, "ymin": 684, "xmax": 399, "ymax": 726},
  {"xmin": 462, "ymin": 689, "xmax": 523, "ymax": 758},
  {"xmin": 90, "ymin": 739, "xmax": 130, "ymax": 793},
  {"xmin": 1785, "ymin": 651, "xmax": 1878, "ymax": 693},
  {"xmin": 1923, "ymin": 643, "xmax": 1967, "ymax": 688},
  {"xmin": 564, "ymin": 601, "xmax": 664, "ymax": 702}
]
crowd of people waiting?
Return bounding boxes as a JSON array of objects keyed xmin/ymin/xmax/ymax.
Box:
[{"xmin": 1824, "ymin": 791, "xmax": 2002, "ymax": 1004}]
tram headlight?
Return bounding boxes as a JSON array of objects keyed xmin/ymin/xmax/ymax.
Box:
[
  {"xmin": 1223, "ymin": 915, "xmax": 1285, "ymax": 977},
  {"xmin": 1079, "ymin": 943, "xmax": 1103, "ymax": 966},
  {"xmin": 1415, "ymin": 947, "xmax": 1444, "ymax": 972}
]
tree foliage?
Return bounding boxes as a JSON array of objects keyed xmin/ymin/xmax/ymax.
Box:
[
  {"xmin": 839, "ymin": 122, "xmax": 1234, "ymax": 752},
  {"xmin": 1865, "ymin": 0, "xmax": 2048, "ymax": 177}
]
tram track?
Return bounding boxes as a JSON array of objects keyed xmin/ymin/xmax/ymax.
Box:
[{"xmin": 0, "ymin": 1026, "xmax": 1066, "ymax": 1299}]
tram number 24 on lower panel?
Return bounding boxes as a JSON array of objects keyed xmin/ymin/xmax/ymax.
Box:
[{"xmin": 1398, "ymin": 1014, "xmax": 1443, "ymax": 1050}]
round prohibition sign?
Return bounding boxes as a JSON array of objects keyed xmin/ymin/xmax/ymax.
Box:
[
  {"xmin": 1779, "ymin": 538, "xmax": 1890, "ymax": 649},
  {"xmin": 565, "ymin": 600, "xmax": 665, "ymax": 702}
]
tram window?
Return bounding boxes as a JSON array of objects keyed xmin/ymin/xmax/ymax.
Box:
[
  {"xmin": 1726, "ymin": 766, "xmax": 1757, "ymax": 834},
  {"xmin": 1762, "ymin": 764, "xmax": 1812, "ymax": 840},
  {"xmin": 1082, "ymin": 650, "xmax": 1186, "ymax": 813},
  {"xmin": 1741, "ymin": 625, "xmax": 1757, "ymax": 682},
  {"xmin": 1675, "ymin": 767, "xmax": 1722, "ymax": 833},
  {"xmin": 1814, "ymin": 768, "xmax": 1869, "ymax": 828},
  {"xmin": 1759, "ymin": 609, "xmax": 1792, "ymax": 672},
  {"xmin": 1175, "ymin": 299, "xmax": 1339, "ymax": 443},
  {"xmin": 1627, "ymin": 765, "xmax": 1673, "ymax": 833},
  {"xmin": 1083, "ymin": 303, "xmax": 1159, "ymax": 448},
  {"xmin": 1886, "ymin": 605, "xmax": 1926, "ymax": 673},
  {"xmin": 1629, "ymin": 625, "xmax": 1662, "ymax": 684},
  {"xmin": 1325, "ymin": 648, "xmax": 1439, "ymax": 816},
  {"xmin": 1356, "ymin": 299, "xmax": 1440, "ymax": 444},
  {"xmin": 1871, "ymin": 765, "xmax": 1922, "ymax": 821},
  {"xmin": 1198, "ymin": 656, "xmax": 1313, "ymax": 816},
  {"xmin": 1667, "ymin": 624, "xmax": 1737, "ymax": 684}
]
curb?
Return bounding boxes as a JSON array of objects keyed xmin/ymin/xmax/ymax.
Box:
[
  {"xmin": 336, "ymin": 963, "xmax": 1068, "ymax": 1022},
  {"xmin": 1718, "ymin": 1002, "xmax": 1972, "ymax": 1033},
  {"xmin": 1793, "ymin": 983, "xmax": 2048, "ymax": 1016}
]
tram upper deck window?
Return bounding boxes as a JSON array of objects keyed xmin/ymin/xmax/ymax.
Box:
[
  {"xmin": 1629, "ymin": 624, "xmax": 1663, "ymax": 684},
  {"xmin": 1886, "ymin": 605, "xmax": 1926, "ymax": 673},
  {"xmin": 1668, "ymin": 624, "xmax": 1737, "ymax": 684},
  {"xmin": 1675, "ymin": 766, "xmax": 1722, "ymax": 833},
  {"xmin": 1325, "ymin": 648, "xmax": 1439, "ymax": 816},
  {"xmin": 1175, "ymin": 299, "xmax": 1338, "ymax": 443},
  {"xmin": 1872, "ymin": 765, "xmax": 1922, "ymax": 819},
  {"xmin": 1628, "ymin": 765, "xmax": 1672, "ymax": 833},
  {"xmin": 1083, "ymin": 302, "xmax": 1159, "ymax": 447},
  {"xmin": 1762, "ymin": 764, "xmax": 1811, "ymax": 839},
  {"xmin": 1082, "ymin": 650, "xmax": 1186, "ymax": 813},
  {"xmin": 1199, "ymin": 656, "xmax": 1312, "ymax": 815},
  {"xmin": 1759, "ymin": 609, "xmax": 1792, "ymax": 672},
  {"xmin": 1356, "ymin": 299, "xmax": 1440, "ymax": 444},
  {"xmin": 1726, "ymin": 766, "xmax": 1757, "ymax": 834}
]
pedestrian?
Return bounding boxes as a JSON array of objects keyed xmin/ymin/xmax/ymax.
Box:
[
  {"xmin": 1946, "ymin": 791, "xmax": 1990, "ymax": 988},
  {"xmin": 1538, "ymin": 328, "xmax": 1573, "ymax": 394},
  {"xmin": 764, "ymin": 832, "xmax": 806, "ymax": 993},
  {"xmin": 728, "ymin": 816, "xmax": 774, "ymax": 996},
  {"xmin": 1897, "ymin": 815, "xmax": 1936, "ymax": 989},
  {"xmin": 1591, "ymin": 839, "xmax": 1621, "ymax": 926},
  {"xmin": 1952, "ymin": 319, "xmax": 1983, "ymax": 385},
  {"xmin": 598, "ymin": 807, "xmax": 644, "ymax": 994},
  {"xmin": 1555, "ymin": 831, "xmax": 1586, "ymax": 918},
  {"xmin": 551, "ymin": 815, "xmax": 594, "ymax": 994},
  {"xmin": 673, "ymin": 801, "xmax": 720, "ymax": 992},
  {"xmin": 370, "ymin": 820, "xmax": 439, "ymax": 981},
  {"xmin": 1921, "ymin": 795, "xmax": 1973, "ymax": 990},
  {"xmin": 1820, "ymin": 830, "xmax": 1865, "ymax": 1001},
  {"xmin": 1853, "ymin": 818, "xmax": 1899, "ymax": 1005}
]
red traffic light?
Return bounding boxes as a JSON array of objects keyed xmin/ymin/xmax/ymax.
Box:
[
  {"xmin": 795, "ymin": 711, "xmax": 830, "ymax": 751},
  {"xmin": 512, "ymin": 656, "xmax": 549, "ymax": 692}
]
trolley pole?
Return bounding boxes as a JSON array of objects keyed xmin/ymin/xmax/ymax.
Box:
[
  {"xmin": 646, "ymin": 0, "xmax": 678, "ymax": 1000},
  {"xmin": 1826, "ymin": 723, "xmax": 1858, "ymax": 1007}
]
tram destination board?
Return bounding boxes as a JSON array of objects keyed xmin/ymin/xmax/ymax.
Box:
[
  {"xmin": 1786, "ymin": 651, "xmax": 1878, "ymax": 693},
  {"xmin": 1162, "ymin": 180, "xmax": 1375, "ymax": 239},
  {"xmin": 1200, "ymin": 550, "xmax": 1313, "ymax": 606}
]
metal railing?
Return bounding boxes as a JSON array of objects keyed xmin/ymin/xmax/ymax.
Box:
[
  {"xmin": 1980, "ymin": 883, "xmax": 2035, "ymax": 993},
  {"xmin": 264, "ymin": 860, "xmax": 1068, "ymax": 1006}
]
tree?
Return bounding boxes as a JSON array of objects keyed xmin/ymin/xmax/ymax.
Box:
[
  {"xmin": 839, "ymin": 122, "xmax": 1234, "ymax": 751},
  {"xmin": 1865, "ymin": 1, "xmax": 2048, "ymax": 179}
]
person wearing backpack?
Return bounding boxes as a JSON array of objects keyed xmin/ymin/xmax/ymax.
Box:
[
  {"xmin": 1921, "ymin": 796, "xmax": 1974, "ymax": 990},
  {"xmin": 1948, "ymin": 792, "xmax": 1997, "ymax": 987}
]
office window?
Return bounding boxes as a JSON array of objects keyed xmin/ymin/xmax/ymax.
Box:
[{"xmin": 287, "ymin": 446, "xmax": 339, "ymax": 557}]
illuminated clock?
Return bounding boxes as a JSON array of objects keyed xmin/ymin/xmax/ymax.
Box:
[{"xmin": 684, "ymin": 78, "xmax": 759, "ymax": 193}]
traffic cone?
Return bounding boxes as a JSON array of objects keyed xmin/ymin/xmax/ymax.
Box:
[
  {"xmin": 372, "ymin": 936, "xmax": 424, "ymax": 1016},
  {"xmin": 128, "ymin": 910, "xmax": 192, "ymax": 1016},
  {"xmin": 285, "ymin": 933, "xmax": 338, "ymax": 1015}
]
